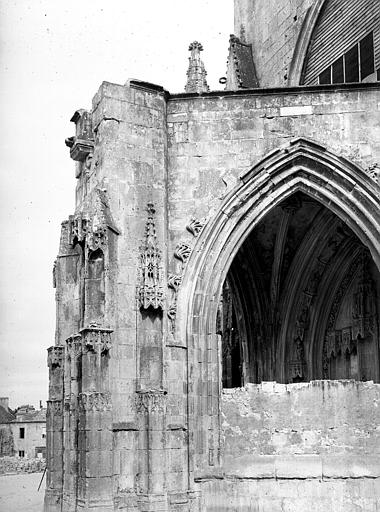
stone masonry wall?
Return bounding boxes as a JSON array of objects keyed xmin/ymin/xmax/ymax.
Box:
[
  {"xmin": 167, "ymin": 85, "xmax": 380, "ymax": 258},
  {"xmin": 234, "ymin": 0, "xmax": 314, "ymax": 87},
  {"xmin": 197, "ymin": 380, "xmax": 380, "ymax": 512},
  {"xmin": 48, "ymin": 80, "xmax": 380, "ymax": 511}
]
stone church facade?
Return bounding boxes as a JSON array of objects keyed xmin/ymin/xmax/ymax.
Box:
[{"xmin": 45, "ymin": 1, "xmax": 380, "ymax": 510}]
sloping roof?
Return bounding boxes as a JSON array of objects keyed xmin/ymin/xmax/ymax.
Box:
[
  {"xmin": 0, "ymin": 405, "xmax": 16, "ymax": 424},
  {"xmin": 15, "ymin": 408, "xmax": 46, "ymax": 423}
]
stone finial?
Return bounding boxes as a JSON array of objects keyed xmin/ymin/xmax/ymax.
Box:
[{"xmin": 185, "ymin": 41, "xmax": 210, "ymax": 94}]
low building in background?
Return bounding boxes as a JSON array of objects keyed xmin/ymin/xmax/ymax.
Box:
[
  {"xmin": 0, "ymin": 398, "xmax": 46, "ymax": 459},
  {"xmin": 12, "ymin": 404, "xmax": 46, "ymax": 459}
]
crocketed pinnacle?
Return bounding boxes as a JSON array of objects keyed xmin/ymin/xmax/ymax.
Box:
[{"xmin": 185, "ymin": 41, "xmax": 210, "ymax": 94}]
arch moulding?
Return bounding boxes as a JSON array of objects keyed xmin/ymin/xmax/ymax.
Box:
[
  {"xmin": 287, "ymin": 0, "xmax": 327, "ymax": 86},
  {"xmin": 174, "ymin": 136, "xmax": 380, "ymax": 472}
]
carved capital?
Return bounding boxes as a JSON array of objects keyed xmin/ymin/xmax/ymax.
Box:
[
  {"xmin": 78, "ymin": 392, "xmax": 112, "ymax": 412},
  {"xmin": 174, "ymin": 242, "xmax": 192, "ymax": 263},
  {"xmin": 47, "ymin": 399, "xmax": 63, "ymax": 417},
  {"xmin": 136, "ymin": 390, "xmax": 167, "ymax": 414},
  {"xmin": 47, "ymin": 346, "xmax": 65, "ymax": 369},
  {"xmin": 81, "ymin": 327, "xmax": 112, "ymax": 354}
]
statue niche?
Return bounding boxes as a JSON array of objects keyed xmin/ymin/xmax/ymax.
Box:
[{"xmin": 85, "ymin": 248, "xmax": 105, "ymax": 325}]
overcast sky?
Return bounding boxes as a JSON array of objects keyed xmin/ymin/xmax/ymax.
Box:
[{"xmin": 0, "ymin": 1, "xmax": 233, "ymax": 408}]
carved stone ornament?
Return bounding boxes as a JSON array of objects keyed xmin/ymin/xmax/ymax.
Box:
[
  {"xmin": 82, "ymin": 327, "xmax": 112, "ymax": 354},
  {"xmin": 168, "ymin": 274, "xmax": 182, "ymax": 292},
  {"xmin": 78, "ymin": 392, "xmax": 112, "ymax": 412},
  {"xmin": 64, "ymin": 393, "xmax": 76, "ymax": 412},
  {"xmin": 84, "ymin": 152, "xmax": 93, "ymax": 173},
  {"xmin": 167, "ymin": 303, "xmax": 177, "ymax": 321},
  {"xmin": 69, "ymin": 213, "xmax": 89, "ymax": 245},
  {"xmin": 66, "ymin": 333, "xmax": 82, "ymax": 359},
  {"xmin": 65, "ymin": 109, "xmax": 94, "ymax": 163},
  {"xmin": 135, "ymin": 389, "xmax": 167, "ymax": 414},
  {"xmin": 367, "ymin": 163, "xmax": 379, "ymax": 183},
  {"xmin": 137, "ymin": 203, "xmax": 164, "ymax": 310},
  {"xmin": 174, "ymin": 242, "xmax": 192, "ymax": 263},
  {"xmin": 185, "ymin": 41, "xmax": 210, "ymax": 94},
  {"xmin": 68, "ymin": 188, "xmax": 119, "ymax": 252},
  {"xmin": 47, "ymin": 399, "xmax": 63, "ymax": 417},
  {"xmin": 186, "ymin": 217, "xmax": 206, "ymax": 237},
  {"xmin": 288, "ymin": 336, "xmax": 307, "ymax": 381},
  {"xmin": 47, "ymin": 346, "xmax": 65, "ymax": 369},
  {"xmin": 322, "ymin": 254, "xmax": 361, "ymax": 376}
]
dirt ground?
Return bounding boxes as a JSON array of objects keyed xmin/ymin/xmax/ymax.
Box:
[{"xmin": 0, "ymin": 472, "xmax": 45, "ymax": 512}]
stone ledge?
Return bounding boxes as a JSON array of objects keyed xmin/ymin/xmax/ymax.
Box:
[
  {"xmin": 322, "ymin": 455, "xmax": 380, "ymax": 479},
  {"xmin": 222, "ymin": 454, "xmax": 380, "ymax": 480}
]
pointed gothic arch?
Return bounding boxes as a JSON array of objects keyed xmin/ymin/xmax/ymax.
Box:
[
  {"xmin": 180, "ymin": 138, "xmax": 379, "ymax": 338},
  {"xmin": 175, "ymin": 137, "xmax": 380, "ymax": 470}
]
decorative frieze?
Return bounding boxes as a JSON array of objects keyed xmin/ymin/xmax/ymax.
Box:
[
  {"xmin": 47, "ymin": 346, "xmax": 65, "ymax": 369},
  {"xmin": 135, "ymin": 389, "xmax": 167, "ymax": 414},
  {"xmin": 81, "ymin": 327, "xmax": 112, "ymax": 354},
  {"xmin": 78, "ymin": 392, "xmax": 112, "ymax": 412},
  {"xmin": 66, "ymin": 328, "xmax": 112, "ymax": 356},
  {"xmin": 137, "ymin": 203, "xmax": 164, "ymax": 311}
]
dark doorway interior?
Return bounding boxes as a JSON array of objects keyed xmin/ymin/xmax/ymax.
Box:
[{"xmin": 219, "ymin": 192, "xmax": 380, "ymax": 386}]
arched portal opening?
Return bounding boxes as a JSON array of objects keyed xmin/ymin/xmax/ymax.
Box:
[
  {"xmin": 219, "ymin": 191, "xmax": 380, "ymax": 387},
  {"xmin": 177, "ymin": 137, "xmax": 380, "ymax": 473}
]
